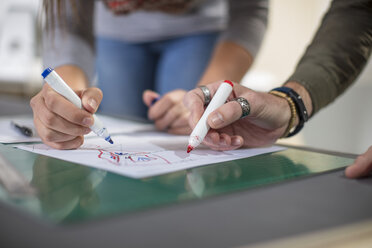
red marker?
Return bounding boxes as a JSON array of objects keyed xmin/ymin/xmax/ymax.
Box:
[{"xmin": 187, "ymin": 80, "xmax": 234, "ymax": 153}]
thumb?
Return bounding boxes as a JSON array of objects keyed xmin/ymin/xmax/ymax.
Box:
[
  {"xmin": 143, "ymin": 90, "xmax": 160, "ymax": 107},
  {"xmin": 207, "ymin": 101, "xmax": 243, "ymax": 129},
  {"xmin": 81, "ymin": 87, "xmax": 103, "ymax": 114}
]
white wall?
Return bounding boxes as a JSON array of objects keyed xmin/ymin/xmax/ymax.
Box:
[{"xmin": 242, "ymin": 0, "xmax": 372, "ymax": 154}]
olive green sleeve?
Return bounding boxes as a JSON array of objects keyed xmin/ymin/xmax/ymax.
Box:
[{"xmin": 286, "ymin": 0, "xmax": 372, "ymax": 116}]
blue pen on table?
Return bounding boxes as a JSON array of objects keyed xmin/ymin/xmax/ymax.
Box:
[
  {"xmin": 41, "ymin": 67, "xmax": 114, "ymax": 144},
  {"xmin": 11, "ymin": 121, "xmax": 33, "ymax": 137}
]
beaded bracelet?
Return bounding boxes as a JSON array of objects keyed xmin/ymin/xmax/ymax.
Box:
[{"xmin": 269, "ymin": 90, "xmax": 297, "ymax": 138}]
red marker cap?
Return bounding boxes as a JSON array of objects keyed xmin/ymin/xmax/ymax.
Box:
[{"xmin": 223, "ymin": 80, "xmax": 234, "ymax": 87}]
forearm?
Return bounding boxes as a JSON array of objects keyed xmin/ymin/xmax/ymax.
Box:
[
  {"xmin": 55, "ymin": 65, "xmax": 89, "ymax": 91},
  {"xmin": 198, "ymin": 41, "xmax": 253, "ymax": 85},
  {"xmin": 286, "ymin": 0, "xmax": 372, "ymax": 115},
  {"xmin": 42, "ymin": 0, "xmax": 95, "ymax": 82},
  {"xmin": 197, "ymin": 0, "xmax": 268, "ymax": 85}
]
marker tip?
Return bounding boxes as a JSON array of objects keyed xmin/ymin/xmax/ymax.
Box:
[
  {"xmin": 108, "ymin": 138, "xmax": 114, "ymax": 144},
  {"xmin": 187, "ymin": 145, "xmax": 193, "ymax": 153}
]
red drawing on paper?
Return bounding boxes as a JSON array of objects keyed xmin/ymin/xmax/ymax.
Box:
[{"xmin": 98, "ymin": 149, "xmax": 121, "ymax": 165}]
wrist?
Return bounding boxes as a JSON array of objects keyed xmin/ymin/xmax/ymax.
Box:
[
  {"xmin": 269, "ymin": 83, "xmax": 311, "ymax": 138},
  {"xmin": 283, "ymin": 81, "xmax": 313, "ymax": 117},
  {"xmin": 269, "ymin": 90, "xmax": 297, "ymax": 138}
]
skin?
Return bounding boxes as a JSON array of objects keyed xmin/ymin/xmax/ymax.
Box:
[
  {"xmin": 32, "ymin": 41, "xmax": 252, "ymax": 149},
  {"xmin": 184, "ymin": 80, "xmax": 372, "ymax": 178},
  {"xmin": 143, "ymin": 41, "xmax": 253, "ymax": 135},
  {"xmin": 345, "ymin": 146, "xmax": 372, "ymax": 178},
  {"xmin": 184, "ymin": 80, "xmax": 312, "ymax": 150},
  {"xmin": 30, "ymin": 65, "xmax": 102, "ymax": 149}
]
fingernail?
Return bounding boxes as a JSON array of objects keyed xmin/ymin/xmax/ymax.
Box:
[
  {"xmin": 83, "ymin": 117, "xmax": 93, "ymax": 126},
  {"xmin": 88, "ymin": 98, "xmax": 98, "ymax": 111},
  {"xmin": 84, "ymin": 128, "xmax": 91, "ymax": 134},
  {"xmin": 232, "ymin": 137, "xmax": 242, "ymax": 146},
  {"xmin": 204, "ymin": 136, "xmax": 211, "ymax": 143},
  {"xmin": 211, "ymin": 112, "xmax": 224, "ymax": 126}
]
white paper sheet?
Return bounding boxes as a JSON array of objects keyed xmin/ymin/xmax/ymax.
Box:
[
  {"xmin": 16, "ymin": 133, "xmax": 285, "ymax": 178},
  {"xmin": 0, "ymin": 115, "xmax": 154, "ymax": 143}
]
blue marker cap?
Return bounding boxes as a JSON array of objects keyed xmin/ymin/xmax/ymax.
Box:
[
  {"xmin": 151, "ymin": 97, "xmax": 160, "ymax": 106},
  {"xmin": 41, "ymin": 67, "xmax": 54, "ymax": 79}
]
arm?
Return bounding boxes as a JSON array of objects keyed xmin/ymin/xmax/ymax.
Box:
[
  {"xmin": 199, "ymin": 0, "xmax": 269, "ymax": 85},
  {"xmin": 184, "ymin": 0, "xmax": 372, "ymax": 148},
  {"xmin": 42, "ymin": 0, "xmax": 95, "ymax": 87},
  {"xmin": 286, "ymin": 0, "xmax": 372, "ymax": 116},
  {"xmin": 30, "ymin": 0, "xmax": 101, "ymax": 149},
  {"xmin": 143, "ymin": 0, "xmax": 269, "ymax": 134}
]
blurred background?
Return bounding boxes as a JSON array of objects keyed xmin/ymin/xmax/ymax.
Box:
[{"xmin": 0, "ymin": 0, "xmax": 371, "ymax": 154}]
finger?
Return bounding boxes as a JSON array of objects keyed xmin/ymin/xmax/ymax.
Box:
[
  {"xmin": 34, "ymin": 116, "xmax": 77, "ymax": 143},
  {"xmin": 203, "ymin": 131, "xmax": 221, "ymax": 146},
  {"xmin": 184, "ymin": 90, "xmax": 205, "ymax": 128},
  {"xmin": 36, "ymin": 94, "xmax": 91, "ymax": 136},
  {"xmin": 207, "ymin": 101, "xmax": 243, "ymax": 129},
  {"xmin": 184, "ymin": 81, "xmax": 233, "ymax": 128},
  {"xmin": 170, "ymin": 113, "xmax": 190, "ymax": 128},
  {"xmin": 345, "ymin": 146, "xmax": 372, "ymax": 178},
  {"xmin": 45, "ymin": 136, "xmax": 84, "ymax": 150},
  {"xmin": 154, "ymin": 104, "xmax": 184, "ymax": 130},
  {"xmin": 168, "ymin": 125, "xmax": 192, "ymax": 135},
  {"xmin": 143, "ymin": 90, "xmax": 160, "ymax": 107},
  {"xmin": 186, "ymin": 81, "xmax": 231, "ymax": 107},
  {"xmin": 215, "ymin": 134, "xmax": 244, "ymax": 151},
  {"xmin": 81, "ymin": 87, "xmax": 103, "ymax": 113},
  {"xmin": 148, "ymin": 92, "xmax": 182, "ymax": 120},
  {"xmin": 42, "ymin": 85, "xmax": 94, "ymax": 127},
  {"xmin": 203, "ymin": 133, "xmax": 243, "ymax": 151}
]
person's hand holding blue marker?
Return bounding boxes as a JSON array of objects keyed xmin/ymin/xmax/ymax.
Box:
[{"xmin": 30, "ymin": 65, "xmax": 107, "ymax": 149}]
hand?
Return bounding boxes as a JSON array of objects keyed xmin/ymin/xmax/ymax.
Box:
[
  {"xmin": 143, "ymin": 89, "xmax": 191, "ymax": 135},
  {"xmin": 30, "ymin": 84, "xmax": 103, "ymax": 149},
  {"xmin": 184, "ymin": 81, "xmax": 292, "ymax": 151},
  {"xmin": 345, "ymin": 146, "xmax": 372, "ymax": 178}
]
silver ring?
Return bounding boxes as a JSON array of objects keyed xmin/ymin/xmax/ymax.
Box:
[
  {"xmin": 233, "ymin": 97, "xmax": 250, "ymax": 119},
  {"xmin": 198, "ymin": 86, "xmax": 211, "ymax": 105}
]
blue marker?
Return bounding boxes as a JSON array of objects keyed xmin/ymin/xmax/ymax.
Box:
[
  {"xmin": 151, "ymin": 97, "xmax": 160, "ymax": 106},
  {"xmin": 42, "ymin": 67, "xmax": 114, "ymax": 144}
]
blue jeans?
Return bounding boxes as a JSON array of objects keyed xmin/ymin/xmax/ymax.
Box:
[{"xmin": 96, "ymin": 32, "xmax": 219, "ymax": 120}]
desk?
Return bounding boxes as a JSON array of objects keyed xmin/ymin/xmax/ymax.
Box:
[{"xmin": 1, "ymin": 97, "xmax": 372, "ymax": 248}]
